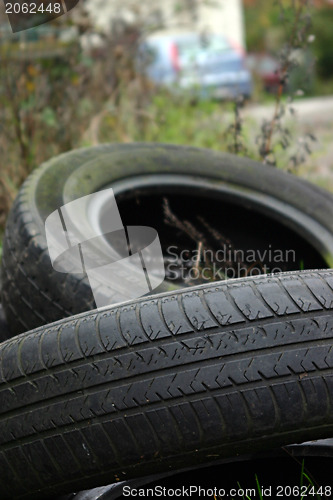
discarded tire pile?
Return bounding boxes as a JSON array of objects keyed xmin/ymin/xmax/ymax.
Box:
[{"xmin": 1, "ymin": 144, "xmax": 333, "ymax": 499}]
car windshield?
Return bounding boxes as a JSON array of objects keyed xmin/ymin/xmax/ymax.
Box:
[{"xmin": 176, "ymin": 35, "xmax": 232, "ymax": 65}]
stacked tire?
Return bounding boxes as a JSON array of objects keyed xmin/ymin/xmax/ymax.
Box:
[{"xmin": 1, "ymin": 144, "xmax": 333, "ymax": 499}]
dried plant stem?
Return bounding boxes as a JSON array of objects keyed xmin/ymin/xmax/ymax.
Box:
[
  {"xmin": 194, "ymin": 241, "xmax": 203, "ymax": 272},
  {"xmin": 261, "ymin": 0, "xmax": 311, "ymax": 162},
  {"xmin": 163, "ymin": 197, "xmax": 209, "ymax": 250},
  {"xmin": 263, "ymin": 80, "xmax": 285, "ymax": 161}
]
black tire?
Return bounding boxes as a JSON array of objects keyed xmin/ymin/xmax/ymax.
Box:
[
  {"xmin": 2, "ymin": 143, "xmax": 333, "ymax": 336},
  {"xmin": 1, "ymin": 269, "xmax": 333, "ymax": 499},
  {"xmin": 0, "ymin": 305, "xmax": 10, "ymax": 343}
]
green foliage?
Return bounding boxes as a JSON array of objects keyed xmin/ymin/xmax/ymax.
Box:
[
  {"xmin": 244, "ymin": 1, "xmax": 333, "ymax": 83},
  {"xmin": 97, "ymin": 90, "xmax": 234, "ymax": 150},
  {"xmin": 244, "ymin": 1, "xmax": 282, "ymax": 52},
  {"xmin": 312, "ymin": 7, "xmax": 333, "ymax": 79},
  {"xmin": 145, "ymin": 94, "xmax": 231, "ymax": 148}
]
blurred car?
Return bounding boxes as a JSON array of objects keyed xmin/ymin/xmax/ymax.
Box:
[
  {"xmin": 247, "ymin": 51, "xmax": 315, "ymax": 94},
  {"xmin": 139, "ymin": 30, "xmax": 253, "ymax": 99},
  {"xmin": 246, "ymin": 53, "xmax": 281, "ymax": 93}
]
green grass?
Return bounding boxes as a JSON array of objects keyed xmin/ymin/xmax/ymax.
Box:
[{"xmin": 97, "ymin": 90, "xmax": 255, "ymax": 157}]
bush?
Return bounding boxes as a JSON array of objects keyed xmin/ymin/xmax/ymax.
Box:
[{"xmin": 312, "ymin": 7, "xmax": 333, "ymax": 79}]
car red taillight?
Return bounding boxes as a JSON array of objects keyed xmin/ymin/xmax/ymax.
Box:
[{"xmin": 170, "ymin": 42, "xmax": 180, "ymax": 72}]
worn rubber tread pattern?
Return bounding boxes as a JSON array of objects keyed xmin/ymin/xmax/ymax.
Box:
[
  {"xmin": 1, "ymin": 270, "xmax": 333, "ymax": 498},
  {"xmin": 0, "ymin": 181, "xmax": 95, "ymax": 334},
  {"xmin": 2, "ymin": 143, "xmax": 333, "ymax": 336}
]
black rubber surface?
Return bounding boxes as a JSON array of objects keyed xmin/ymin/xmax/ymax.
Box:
[
  {"xmin": 0, "ymin": 305, "xmax": 10, "ymax": 343},
  {"xmin": 2, "ymin": 143, "xmax": 333, "ymax": 336},
  {"xmin": 1, "ymin": 269, "xmax": 333, "ymax": 499}
]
